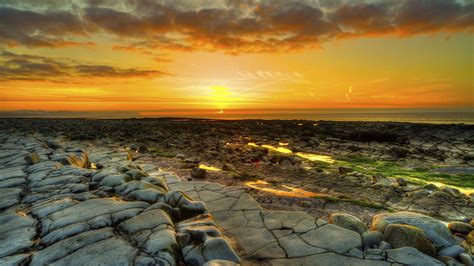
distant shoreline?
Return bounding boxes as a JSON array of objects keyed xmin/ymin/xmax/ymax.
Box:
[
  {"xmin": 1, "ymin": 116, "xmax": 474, "ymax": 126},
  {"xmin": 1, "ymin": 108, "xmax": 473, "ymax": 124}
]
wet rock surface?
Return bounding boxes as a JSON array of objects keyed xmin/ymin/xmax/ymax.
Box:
[
  {"xmin": 1, "ymin": 119, "xmax": 473, "ymax": 265},
  {"xmin": 2, "ymin": 118, "xmax": 472, "ymax": 223}
]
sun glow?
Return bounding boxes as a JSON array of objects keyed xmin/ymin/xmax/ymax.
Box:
[{"xmin": 207, "ymin": 85, "xmax": 245, "ymax": 111}]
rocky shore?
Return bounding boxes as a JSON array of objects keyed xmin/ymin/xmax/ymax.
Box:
[{"xmin": 1, "ymin": 118, "xmax": 473, "ymax": 265}]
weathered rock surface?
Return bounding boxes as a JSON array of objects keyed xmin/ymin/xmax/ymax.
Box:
[
  {"xmin": 385, "ymin": 247, "xmax": 444, "ymax": 265},
  {"xmin": 0, "ymin": 133, "xmax": 239, "ymax": 265},
  {"xmin": 362, "ymin": 231, "xmax": 384, "ymax": 249},
  {"xmin": 383, "ymin": 224, "xmax": 436, "ymax": 256},
  {"xmin": 371, "ymin": 211, "xmax": 456, "ymax": 249},
  {"xmin": 448, "ymin": 221, "xmax": 473, "ymax": 235},
  {"xmin": 328, "ymin": 213, "xmax": 367, "ymax": 234},
  {"xmin": 1, "ymin": 128, "xmax": 468, "ymax": 265}
]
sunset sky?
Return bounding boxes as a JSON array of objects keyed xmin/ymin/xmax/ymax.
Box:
[{"xmin": 0, "ymin": 0, "xmax": 473, "ymax": 115}]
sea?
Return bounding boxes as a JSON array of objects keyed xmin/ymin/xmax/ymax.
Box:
[
  {"xmin": 2, "ymin": 108, "xmax": 474, "ymax": 124},
  {"xmin": 142, "ymin": 108, "xmax": 474, "ymax": 124}
]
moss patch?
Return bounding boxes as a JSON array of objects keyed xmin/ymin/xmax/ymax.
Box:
[
  {"xmin": 336, "ymin": 155, "xmax": 474, "ymax": 189},
  {"xmin": 313, "ymin": 195, "xmax": 389, "ymax": 210}
]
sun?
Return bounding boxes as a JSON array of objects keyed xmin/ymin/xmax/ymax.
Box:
[{"xmin": 209, "ymin": 85, "xmax": 234, "ymax": 110}]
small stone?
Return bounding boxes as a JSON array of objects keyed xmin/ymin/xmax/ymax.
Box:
[
  {"xmin": 126, "ymin": 169, "xmax": 148, "ymax": 180},
  {"xmin": 348, "ymin": 247, "xmax": 365, "ymax": 259},
  {"xmin": 328, "ymin": 213, "xmax": 367, "ymax": 234},
  {"xmin": 137, "ymin": 145, "xmax": 148, "ymax": 153},
  {"xmin": 202, "ymin": 238, "xmax": 240, "ymax": 263},
  {"xmin": 378, "ymin": 241, "xmax": 392, "ymax": 250},
  {"xmin": 437, "ymin": 245, "xmax": 466, "ymax": 257},
  {"xmin": 203, "ymin": 259, "xmax": 239, "ymax": 266},
  {"xmin": 423, "ymin": 184, "xmax": 438, "ymax": 191},
  {"xmin": 299, "ymin": 201, "xmax": 311, "ymax": 208},
  {"xmin": 459, "ymin": 253, "xmax": 473, "ymax": 265},
  {"xmin": 222, "ymin": 164, "xmax": 236, "ymax": 171},
  {"xmin": 280, "ymin": 159, "xmax": 293, "ymax": 169},
  {"xmin": 383, "ymin": 224, "xmax": 436, "ymax": 256},
  {"xmin": 316, "ymin": 219, "xmax": 328, "ymax": 227},
  {"xmin": 24, "ymin": 153, "xmax": 40, "ymax": 164},
  {"xmin": 442, "ymin": 186, "xmax": 463, "ymax": 198},
  {"xmin": 191, "ymin": 167, "xmax": 206, "ymax": 179},
  {"xmin": 46, "ymin": 140, "xmax": 61, "ymax": 149},
  {"xmin": 396, "ymin": 178, "xmax": 407, "ymax": 186},
  {"xmin": 448, "ymin": 222, "xmax": 473, "ymax": 235},
  {"xmin": 185, "ymin": 157, "xmax": 200, "ymax": 164},
  {"xmin": 437, "ymin": 256, "xmax": 462, "ymax": 265},
  {"xmin": 176, "ymin": 154, "xmax": 186, "ymax": 160},
  {"xmin": 338, "ymin": 166, "xmax": 353, "ymax": 175},
  {"xmin": 362, "ymin": 231, "xmax": 383, "ymax": 249}
]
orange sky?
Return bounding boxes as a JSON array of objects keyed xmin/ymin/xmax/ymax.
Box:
[{"xmin": 0, "ymin": 0, "xmax": 473, "ymax": 113}]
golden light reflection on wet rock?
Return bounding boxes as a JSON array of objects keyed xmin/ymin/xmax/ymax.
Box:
[
  {"xmin": 245, "ymin": 180, "xmax": 326, "ymax": 198},
  {"xmin": 295, "ymin": 152, "xmax": 335, "ymax": 163},
  {"xmin": 248, "ymin": 143, "xmax": 334, "ymax": 163},
  {"xmin": 262, "ymin": 144, "xmax": 292, "ymax": 154},
  {"xmin": 199, "ymin": 164, "xmax": 221, "ymax": 171}
]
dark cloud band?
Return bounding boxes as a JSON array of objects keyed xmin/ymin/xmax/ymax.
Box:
[
  {"xmin": 0, "ymin": 51, "xmax": 168, "ymax": 81},
  {"xmin": 0, "ymin": 0, "xmax": 472, "ymax": 53}
]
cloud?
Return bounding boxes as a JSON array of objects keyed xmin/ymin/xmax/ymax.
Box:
[
  {"xmin": 330, "ymin": 2, "xmax": 395, "ymax": 36},
  {"xmin": 0, "ymin": 6, "xmax": 91, "ymax": 47},
  {"xmin": 0, "ymin": 0, "xmax": 472, "ymax": 53},
  {"xmin": 0, "ymin": 51, "xmax": 169, "ymax": 81},
  {"xmin": 345, "ymin": 86, "xmax": 353, "ymax": 100},
  {"xmin": 395, "ymin": 0, "xmax": 474, "ymax": 35}
]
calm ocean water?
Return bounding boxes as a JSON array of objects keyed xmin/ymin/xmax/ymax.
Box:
[
  {"xmin": 140, "ymin": 108, "xmax": 474, "ymax": 124},
  {"xmin": 2, "ymin": 108, "xmax": 474, "ymax": 124}
]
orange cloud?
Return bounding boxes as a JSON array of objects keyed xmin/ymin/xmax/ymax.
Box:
[{"xmin": 0, "ymin": 0, "xmax": 472, "ymax": 53}]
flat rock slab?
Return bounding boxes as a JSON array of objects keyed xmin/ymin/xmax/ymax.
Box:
[
  {"xmin": 301, "ymin": 224, "xmax": 362, "ymax": 254},
  {"xmin": 42, "ymin": 198, "xmax": 149, "ymax": 233},
  {"xmin": 269, "ymin": 252, "xmax": 391, "ymax": 266},
  {"xmin": 386, "ymin": 247, "xmax": 444, "ymax": 265},
  {"xmin": 172, "ymin": 181, "xmax": 394, "ymax": 264}
]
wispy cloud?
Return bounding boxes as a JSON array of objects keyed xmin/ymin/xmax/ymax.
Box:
[{"xmin": 345, "ymin": 86, "xmax": 353, "ymax": 100}]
